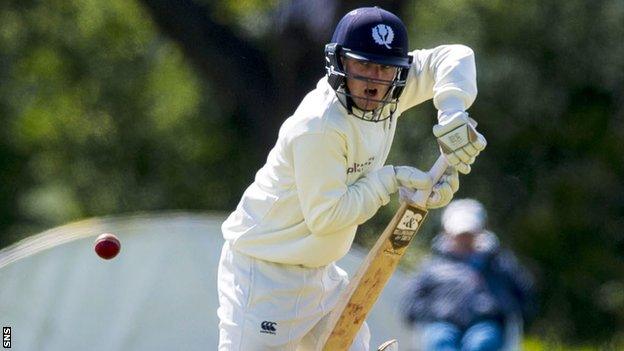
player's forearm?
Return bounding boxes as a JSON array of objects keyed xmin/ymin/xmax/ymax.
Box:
[
  {"xmin": 302, "ymin": 166, "xmax": 395, "ymax": 236},
  {"xmin": 400, "ymin": 45, "xmax": 477, "ymax": 113},
  {"xmin": 430, "ymin": 45, "xmax": 477, "ymax": 113},
  {"xmin": 292, "ymin": 132, "xmax": 395, "ymax": 236}
]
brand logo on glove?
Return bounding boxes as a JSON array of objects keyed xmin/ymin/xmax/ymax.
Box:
[{"xmin": 438, "ymin": 125, "xmax": 470, "ymax": 153}]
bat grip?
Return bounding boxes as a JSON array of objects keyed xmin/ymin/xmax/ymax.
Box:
[{"xmin": 410, "ymin": 155, "xmax": 449, "ymax": 207}]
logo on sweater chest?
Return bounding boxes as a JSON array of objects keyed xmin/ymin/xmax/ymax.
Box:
[{"xmin": 346, "ymin": 156, "xmax": 375, "ymax": 175}]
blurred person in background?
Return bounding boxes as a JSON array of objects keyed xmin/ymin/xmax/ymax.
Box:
[{"xmin": 402, "ymin": 199, "xmax": 535, "ymax": 351}]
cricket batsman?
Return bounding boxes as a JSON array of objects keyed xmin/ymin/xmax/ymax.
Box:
[{"xmin": 217, "ymin": 6, "xmax": 486, "ymax": 351}]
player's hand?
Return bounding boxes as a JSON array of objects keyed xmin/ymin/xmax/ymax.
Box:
[
  {"xmin": 399, "ymin": 167, "xmax": 459, "ymax": 208},
  {"xmin": 433, "ymin": 111, "xmax": 486, "ymax": 174},
  {"xmin": 393, "ymin": 166, "xmax": 433, "ymax": 191}
]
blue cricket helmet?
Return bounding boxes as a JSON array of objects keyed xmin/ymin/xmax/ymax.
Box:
[
  {"xmin": 331, "ymin": 7, "xmax": 411, "ymax": 68},
  {"xmin": 325, "ymin": 7, "xmax": 413, "ymax": 121}
]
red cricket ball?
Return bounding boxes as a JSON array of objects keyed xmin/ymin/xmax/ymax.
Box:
[{"xmin": 94, "ymin": 233, "xmax": 121, "ymax": 260}]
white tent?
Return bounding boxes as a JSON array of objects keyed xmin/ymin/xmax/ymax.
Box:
[{"xmin": 0, "ymin": 213, "xmax": 414, "ymax": 350}]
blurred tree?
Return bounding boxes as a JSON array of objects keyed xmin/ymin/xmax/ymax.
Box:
[
  {"xmin": 0, "ymin": 0, "xmax": 247, "ymax": 241},
  {"xmin": 138, "ymin": 0, "xmax": 405, "ymax": 157},
  {"xmin": 404, "ymin": 0, "xmax": 624, "ymax": 344},
  {"xmin": 1, "ymin": 0, "xmax": 623, "ymax": 347}
]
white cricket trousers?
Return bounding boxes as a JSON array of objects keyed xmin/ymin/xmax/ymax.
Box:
[{"xmin": 217, "ymin": 241, "xmax": 370, "ymax": 350}]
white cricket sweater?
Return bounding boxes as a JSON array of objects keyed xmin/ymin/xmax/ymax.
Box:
[{"xmin": 221, "ymin": 45, "xmax": 478, "ymax": 267}]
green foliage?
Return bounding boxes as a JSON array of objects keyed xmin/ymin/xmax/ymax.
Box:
[
  {"xmin": 403, "ymin": 0, "xmax": 624, "ymax": 345},
  {"xmin": 0, "ymin": 0, "xmax": 245, "ymax": 242},
  {"xmin": 1, "ymin": 0, "xmax": 623, "ymax": 347},
  {"xmin": 203, "ymin": 0, "xmax": 279, "ymax": 37},
  {"xmin": 523, "ymin": 335, "xmax": 624, "ymax": 351}
]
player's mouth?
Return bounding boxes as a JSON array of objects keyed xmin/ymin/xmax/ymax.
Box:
[{"xmin": 364, "ymin": 88, "xmax": 378, "ymax": 98}]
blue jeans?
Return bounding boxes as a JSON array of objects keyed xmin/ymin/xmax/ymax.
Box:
[{"xmin": 421, "ymin": 320, "xmax": 504, "ymax": 351}]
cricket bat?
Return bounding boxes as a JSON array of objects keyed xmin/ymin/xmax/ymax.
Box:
[{"xmin": 317, "ymin": 155, "xmax": 448, "ymax": 350}]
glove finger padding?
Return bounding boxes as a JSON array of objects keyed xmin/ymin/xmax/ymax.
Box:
[
  {"xmin": 455, "ymin": 163, "xmax": 470, "ymax": 175},
  {"xmin": 394, "ymin": 166, "xmax": 433, "ymax": 190},
  {"xmin": 459, "ymin": 131, "xmax": 485, "ymax": 158},
  {"xmin": 434, "ymin": 111, "xmax": 486, "ymax": 175},
  {"xmin": 426, "ymin": 168, "xmax": 460, "ymax": 208},
  {"xmin": 445, "ymin": 168, "xmax": 460, "ymax": 192},
  {"xmin": 398, "ymin": 186, "xmax": 416, "ymax": 204},
  {"xmin": 398, "ymin": 168, "xmax": 459, "ymax": 208},
  {"xmin": 462, "ymin": 143, "xmax": 479, "ymax": 157},
  {"xmin": 428, "ymin": 182, "xmax": 451, "ymax": 206},
  {"xmin": 443, "ymin": 153, "xmax": 461, "ymax": 167},
  {"xmin": 474, "ymin": 133, "xmax": 487, "ymax": 151},
  {"xmin": 454, "ymin": 148, "xmax": 473, "ymax": 164}
]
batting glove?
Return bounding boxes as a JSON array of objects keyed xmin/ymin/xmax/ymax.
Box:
[
  {"xmin": 375, "ymin": 165, "xmax": 433, "ymax": 196},
  {"xmin": 433, "ymin": 111, "xmax": 486, "ymax": 174},
  {"xmin": 399, "ymin": 167, "xmax": 459, "ymax": 208},
  {"xmin": 393, "ymin": 166, "xmax": 434, "ymax": 191}
]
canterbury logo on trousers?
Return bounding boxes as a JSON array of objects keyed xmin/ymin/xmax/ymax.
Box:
[{"xmin": 260, "ymin": 321, "xmax": 277, "ymax": 334}]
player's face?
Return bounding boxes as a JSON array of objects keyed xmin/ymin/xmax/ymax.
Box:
[
  {"xmin": 451, "ymin": 232, "xmax": 477, "ymax": 255},
  {"xmin": 343, "ymin": 58, "xmax": 398, "ymax": 111}
]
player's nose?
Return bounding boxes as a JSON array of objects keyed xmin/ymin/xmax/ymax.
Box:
[{"xmin": 369, "ymin": 65, "xmax": 383, "ymax": 79}]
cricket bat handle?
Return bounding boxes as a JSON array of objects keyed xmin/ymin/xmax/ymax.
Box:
[{"xmin": 410, "ymin": 155, "xmax": 449, "ymax": 207}]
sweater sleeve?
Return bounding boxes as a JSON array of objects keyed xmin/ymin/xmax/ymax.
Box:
[
  {"xmin": 397, "ymin": 44, "xmax": 478, "ymax": 113},
  {"xmin": 291, "ymin": 132, "xmax": 396, "ymax": 236}
]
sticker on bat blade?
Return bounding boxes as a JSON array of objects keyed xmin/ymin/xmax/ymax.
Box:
[{"xmin": 389, "ymin": 207, "xmax": 427, "ymax": 250}]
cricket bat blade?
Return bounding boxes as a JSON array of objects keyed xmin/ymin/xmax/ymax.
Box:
[{"xmin": 318, "ymin": 155, "xmax": 448, "ymax": 350}]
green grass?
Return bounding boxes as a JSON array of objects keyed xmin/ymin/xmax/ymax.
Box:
[{"xmin": 523, "ymin": 337, "xmax": 623, "ymax": 351}]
